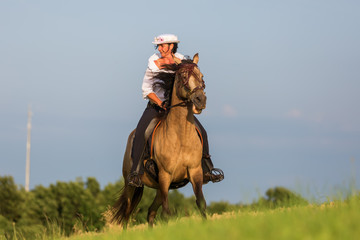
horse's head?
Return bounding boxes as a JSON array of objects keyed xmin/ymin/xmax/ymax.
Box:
[{"xmin": 176, "ymin": 53, "xmax": 207, "ymax": 114}]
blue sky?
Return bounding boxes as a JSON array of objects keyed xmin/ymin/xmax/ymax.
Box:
[{"xmin": 1, "ymin": 0, "xmax": 360, "ymax": 203}]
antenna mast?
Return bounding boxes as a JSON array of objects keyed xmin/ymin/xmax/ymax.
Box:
[{"xmin": 25, "ymin": 105, "xmax": 32, "ymax": 192}]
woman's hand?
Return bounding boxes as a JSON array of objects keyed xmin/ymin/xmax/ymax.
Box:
[
  {"xmin": 155, "ymin": 57, "xmax": 174, "ymax": 69},
  {"xmin": 160, "ymin": 101, "xmax": 168, "ymax": 111},
  {"xmin": 147, "ymin": 93, "xmax": 166, "ymax": 110}
]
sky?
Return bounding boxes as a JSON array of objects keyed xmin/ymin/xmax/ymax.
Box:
[{"xmin": 1, "ymin": 0, "xmax": 360, "ymax": 204}]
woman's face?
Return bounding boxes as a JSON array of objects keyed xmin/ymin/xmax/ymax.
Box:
[{"xmin": 157, "ymin": 43, "xmax": 173, "ymax": 57}]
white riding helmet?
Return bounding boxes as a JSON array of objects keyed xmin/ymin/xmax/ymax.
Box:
[{"xmin": 152, "ymin": 34, "xmax": 180, "ymax": 45}]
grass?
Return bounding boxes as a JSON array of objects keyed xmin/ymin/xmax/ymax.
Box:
[{"xmin": 60, "ymin": 196, "xmax": 360, "ymax": 240}]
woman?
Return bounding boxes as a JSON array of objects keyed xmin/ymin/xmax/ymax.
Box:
[{"xmin": 128, "ymin": 34, "xmax": 223, "ymax": 187}]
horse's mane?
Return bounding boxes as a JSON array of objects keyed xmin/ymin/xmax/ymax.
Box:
[{"xmin": 152, "ymin": 59, "xmax": 194, "ymax": 107}]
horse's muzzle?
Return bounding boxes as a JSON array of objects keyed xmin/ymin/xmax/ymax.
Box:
[{"xmin": 191, "ymin": 91, "xmax": 207, "ymax": 113}]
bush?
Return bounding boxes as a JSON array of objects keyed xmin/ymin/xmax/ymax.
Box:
[
  {"xmin": 265, "ymin": 187, "xmax": 308, "ymax": 207},
  {"xmin": 0, "ymin": 176, "xmax": 24, "ymax": 222},
  {"xmin": 0, "ymin": 175, "xmax": 312, "ymax": 239}
]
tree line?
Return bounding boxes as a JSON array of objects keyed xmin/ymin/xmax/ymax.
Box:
[{"xmin": 0, "ymin": 175, "xmax": 308, "ymax": 239}]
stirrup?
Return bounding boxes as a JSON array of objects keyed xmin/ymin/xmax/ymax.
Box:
[
  {"xmin": 208, "ymin": 168, "xmax": 224, "ymax": 183},
  {"xmin": 128, "ymin": 172, "xmax": 143, "ymax": 187}
]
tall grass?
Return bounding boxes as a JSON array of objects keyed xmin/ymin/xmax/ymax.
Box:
[
  {"xmin": 3, "ymin": 188, "xmax": 358, "ymax": 239},
  {"xmin": 61, "ymin": 194, "xmax": 360, "ymax": 240},
  {"xmin": 0, "ymin": 219, "xmax": 65, "ymax": 240}
]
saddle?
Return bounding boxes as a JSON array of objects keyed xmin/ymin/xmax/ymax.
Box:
[{"xmin": 138, "ymin": 118, "xmax": 203, "ymax": 189}]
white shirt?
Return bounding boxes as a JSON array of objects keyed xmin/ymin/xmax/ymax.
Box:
[{"xmin": 142, "ymin": 52, "xmax": 185, "ymax": 102}]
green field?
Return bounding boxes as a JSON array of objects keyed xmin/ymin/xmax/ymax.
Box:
[
  {"xmin": 62, "ymin": 197, "xmax": 359, "ymax": 240},
  {"xmin": 2, "ymin": 175, "xmax": 359, "ymax": 240}
]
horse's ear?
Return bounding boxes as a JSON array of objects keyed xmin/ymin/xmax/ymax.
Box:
[{"xmin": 193, "ymin": 53, "xmax": 199, "ymax": 64}]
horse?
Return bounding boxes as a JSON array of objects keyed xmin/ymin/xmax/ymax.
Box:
[{"xmin": 111, "ymin": 53, "xmax": 207, "ymax": 227}]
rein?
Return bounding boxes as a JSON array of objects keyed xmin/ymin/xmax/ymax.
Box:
[{"xmin": 167, "ymin": 101, "xmax": 189, "ymax": 109}]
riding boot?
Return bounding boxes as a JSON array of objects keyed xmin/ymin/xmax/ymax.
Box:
[
  {"xmin": 128, "ymin": 143, "xmax": 146, "ymax": 187},
  {"xmin": 128, "ymin": 159, "xmax": 144, "ymax": 187},
  {"xmin": 128, "ymin": 104, "xmax": 159, "ymax": 187},
  {"xmin": 202, "ymin": 154, "xmax": 224, "ymax": 183}
]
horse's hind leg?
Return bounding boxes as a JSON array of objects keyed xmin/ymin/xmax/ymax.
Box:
[
  {"xmin": 147, "ymin": 189, "xmax": 162, "ymax": 227},
  {"xmin": 189, "ymin": 168, "xmax": 207, "ymax": 218}
]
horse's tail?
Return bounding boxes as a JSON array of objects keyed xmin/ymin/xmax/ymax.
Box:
[{"xmin": 111, "ymin": 185, "xmax": 144, "ymax": 226}]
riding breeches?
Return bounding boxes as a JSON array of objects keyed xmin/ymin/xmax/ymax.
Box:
[{"xmin": 131, "ymin": 103, "xmax": 160, "ymax": 174}]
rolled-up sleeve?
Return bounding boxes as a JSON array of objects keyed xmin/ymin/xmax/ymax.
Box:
[
  {"xmin": 141, "ymin": 53, "xmax": 183, "ymax": 101},
  {"xmin": 142, "ymin": 68, "xmax": 155, "ymax": 100}
]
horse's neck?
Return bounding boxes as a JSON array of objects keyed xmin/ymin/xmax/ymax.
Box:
[{"xmin": 164, "ymin": 80, "xmax": 195, "ymax": 136}]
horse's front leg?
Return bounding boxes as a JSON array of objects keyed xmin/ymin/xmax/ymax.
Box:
[
  {"xmin": 147, "ymin": 189, "xmax": 162, "ymax": 227},
  {"xmin": 189, "ymin": 167, "xmax": 207, "ymax": 218},
  {"xmin": 158, "ymin": 171, "xmax": 172, "ymax": 220}
]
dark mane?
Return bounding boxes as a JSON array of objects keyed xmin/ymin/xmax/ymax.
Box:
[{"xmin": 152, "ymin": 59, "xmax": 194, "ymax": 107}]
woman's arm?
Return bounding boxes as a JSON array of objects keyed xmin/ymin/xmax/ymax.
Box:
[{"xmin": 142, "ymin": 68, "xmax": 165, "ymax": 109}]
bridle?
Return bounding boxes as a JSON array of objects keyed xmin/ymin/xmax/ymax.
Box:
[{"xmin": 168, "ymin": 63, "xmax": 205, "ymax": 109}]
